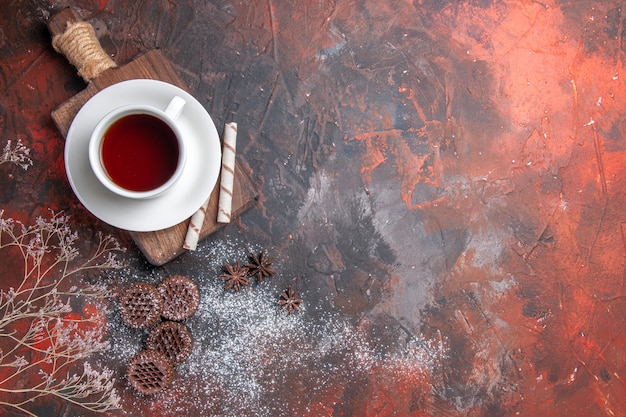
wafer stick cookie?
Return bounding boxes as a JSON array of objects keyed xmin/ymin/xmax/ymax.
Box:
[
  {"xmin": 182, "ymin": 198, "xmax": 209, "ymax": 250},
  {"xmin": 217, "ymin": 122, "xmax": 237, "ymax": 223},
  {"xmin": 183, "ymin": 122, "xmax": 238, "ymax": 250},
  {"xmin": 183, "ymin": 122, "xmax": 237, "ymax": 251}
]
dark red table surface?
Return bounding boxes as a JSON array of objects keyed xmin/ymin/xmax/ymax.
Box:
[{"xmin": 2, "ymin": 1, "xmax": 626, "ymax": 416}]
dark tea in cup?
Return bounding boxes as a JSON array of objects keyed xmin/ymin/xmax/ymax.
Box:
[
  {"xmin": 101, "ymin": 114, "xmax": 179, "ymax": 192},
  {"xmin": 89, "ymin": 96, "xmax": 187, "ymax": 199}
]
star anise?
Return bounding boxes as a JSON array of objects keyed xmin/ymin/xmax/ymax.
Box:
[
  {"xmin": 246, "ymin": 251, "xmax": 275, "ymax": 282},
  {"xmin": 219, "ymin": 261, "xmax": 250, "ymax": 292},
  {"xmin": 276, "ymin": 286, "xmax": 303, "ymax": 314}
]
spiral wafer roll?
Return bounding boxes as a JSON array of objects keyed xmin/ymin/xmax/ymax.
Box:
[
  {"xmin": 217, "ymin": 122, "xmax": 237, "ymax": 223},
  {"xmin": 183, "ymin": 122, "xmax": 238, "ymax": 250},
  {"xmin": 183, "ymin": 198, "xmax": 209, "ymax": 250}
]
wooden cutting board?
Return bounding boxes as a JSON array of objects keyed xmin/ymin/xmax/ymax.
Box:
[{"xmin": 48, "ymin": 8, "xmax": 257, "ymax": 266}]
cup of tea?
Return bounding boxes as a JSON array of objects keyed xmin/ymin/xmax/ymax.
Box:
[{"xmin": 89, "ymin": 96, "xmax": 187, "ymax": 199}]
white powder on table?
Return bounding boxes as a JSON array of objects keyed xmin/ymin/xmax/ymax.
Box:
[{"xmin": 103, "ymin": 236, "xmax": 445, "ymax": 416}]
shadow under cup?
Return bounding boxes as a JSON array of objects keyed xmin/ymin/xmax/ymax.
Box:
[{"xmin": 89, "ymin": 99, "xmax": 187, "ymax": 199}]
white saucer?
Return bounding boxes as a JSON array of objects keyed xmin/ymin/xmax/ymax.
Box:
[{"xmin": 65, "ymin": 79, "xmax": 221, "ymax": 232}]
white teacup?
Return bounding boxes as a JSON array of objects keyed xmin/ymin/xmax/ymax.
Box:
[{"xmin": 89, "ymin": 96, "xmax": 187, "ymax": 199}]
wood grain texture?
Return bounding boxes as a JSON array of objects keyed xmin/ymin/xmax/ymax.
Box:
[
  {"xmin": 48, "ymin": 7, "xmax": 79, "ymax": 38},
  {"xmin": 49, "ymin": 10, "xmax": 257, "ymax": 266}
]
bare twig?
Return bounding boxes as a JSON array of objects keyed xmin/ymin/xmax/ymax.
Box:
[{"xmin": 0, "ymin": 210, "xmax": 124, "ymax": 414}]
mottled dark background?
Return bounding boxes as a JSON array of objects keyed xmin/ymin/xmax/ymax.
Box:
[{"xmin": 2, "ymin": 0, "xmax": 626, "ymax": 416}]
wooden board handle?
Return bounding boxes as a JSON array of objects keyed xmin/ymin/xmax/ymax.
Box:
[{"xmin": 47, "ymin": 8, "xmax": 117, "ymax": 82}]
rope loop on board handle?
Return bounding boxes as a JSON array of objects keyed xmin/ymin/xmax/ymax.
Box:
[{"xmin": 52, "ymin": 21, "xmax": 117, "ymax": 81}]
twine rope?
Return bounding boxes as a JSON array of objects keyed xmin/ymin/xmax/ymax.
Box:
[{"xmin": 52, "ymin": 21, "xmax": 117, "ymax": 81}]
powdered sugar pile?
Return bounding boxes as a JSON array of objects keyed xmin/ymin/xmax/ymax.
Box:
[{"xmin": 103, "ymin": 236, "xmax": 444, "ymax": 416}]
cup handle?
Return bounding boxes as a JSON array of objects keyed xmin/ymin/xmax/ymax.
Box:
[{"xmin": 164, "ymin": 96, "xmax": 186, "ymax": 120}]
